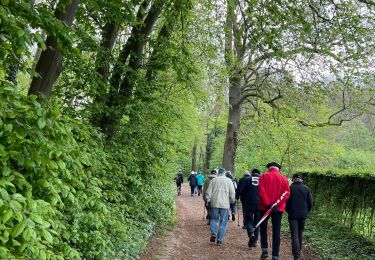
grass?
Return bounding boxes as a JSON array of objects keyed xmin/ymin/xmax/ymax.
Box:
[{"xmin": 282, "ymin": 211, "xmax": 375, "ymax": 260}]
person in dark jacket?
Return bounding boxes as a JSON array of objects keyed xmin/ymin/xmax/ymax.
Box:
[
  {"xmin": 286, "ymin": 174, "xmax": 313, "ymax": 260},
  {"xmin": 236, "ymin": 170, "xmax": 252, "ymax": 228},
  {"xmin": 203, "ymin": 169, "xmax": 217, "ymax": 223},
  {"xmin": 188, "ymin": 171, "xmax": 198, "ymax": 196},
  {"xmin": 258, "ymin": 162, "xmax": 290, "ymax": 260},
  {"xmin": 240, "ymin": 168, "xmax": 260, "ymax": 247},
  {"xmin": 175, "ymin": 170, "xmax": 184, "ymax": 195}
]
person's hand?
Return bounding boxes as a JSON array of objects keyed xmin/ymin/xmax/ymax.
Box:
[
  {"xmin": 206, "ymin": 201, "xmax": 211, "ymax": 208},
  {"xmin": 271, "ymin": 205, "xmax": 278, "ymax": 213}
]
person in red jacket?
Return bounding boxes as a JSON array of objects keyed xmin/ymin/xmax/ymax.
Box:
[{"xmin": 258, "ymin": 162, "xmax": 290, "ymax": 260}]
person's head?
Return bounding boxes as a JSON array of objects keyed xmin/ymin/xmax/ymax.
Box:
[
  {"xmin": 211, "ymin": 169, "xmax": 217, "ymax": 175},
  {"xmin": 218, "ymin": 167, "xmax": 226, "ymax": 175},
  {"xmin": 225, "ymin": 171, "xmax": 232, "ymax": 178},
  {"xmin": 266, "ymin": 162, "xmax": 281, "ymax": 170},
  {"xmin": 244, "ymin": 171, "xmax": 251, "ymax": 176},
  {"xmin": 191, "ymin": 171, "xmax": 195, "ymax": 175},
  {"xmin": 292, "ymin": 174, "xmax": 303, "ymax": 183},
  {"xmin": 251, "ymin": 168, "xmax": 260, "ymax": 177}
]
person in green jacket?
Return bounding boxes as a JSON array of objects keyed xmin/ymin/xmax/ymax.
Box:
[{"xmin": 196, "ymin": 170, "xmax": 205, "ymax": 196}]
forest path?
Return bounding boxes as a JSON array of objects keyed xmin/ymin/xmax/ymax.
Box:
[{"xmin": 140, "ymin": 184, "xmax": 315, "ymax": 260}]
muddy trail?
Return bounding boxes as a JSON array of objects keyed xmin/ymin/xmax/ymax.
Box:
[{"xmin": 140, "ymin": 184, "xmax": 316, "ymax": 260}]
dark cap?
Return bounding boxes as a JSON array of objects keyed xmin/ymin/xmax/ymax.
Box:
[
  {"xmin": 266, "ymin": 162, "xmax": 281, "ymax": 169},
  {"xmin": 292, "ymin": 174, "xmax": 302, "ymax": 179},
  {"xmin": 251, "ymin": 168, "xmax": 260, "ymax": 176}
]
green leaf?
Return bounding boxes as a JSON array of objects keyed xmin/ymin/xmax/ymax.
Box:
[
  {"xmin": 2, "ymin": 209, "xmax": 13, "ymax": 223},
  {"xmin": 0, "ymin": 246, "xmax": 8, "ymax": 257},
  {"xmin": 11, "ymin": 221, "xmax": 26, "ymax": 238},
  {"xmin": 1, "ymin": 0, "xmax": 9, "ymax": 5},
  {"xmin": 57, "ymin": 160, "xmax": 66, "ymax": 170},
  {"xmin": 40, "ymin": 229, "xmax": 53, "ymax": 244},
  {"xmin": 22, "ymin": 227, "xmax": 33, "ymax": 241},
  {"xmin": 37, "ymin": 117, "xmax": 46, "ymax": 129}
]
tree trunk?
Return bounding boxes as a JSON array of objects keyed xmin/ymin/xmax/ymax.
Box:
[
  {"xmin": 222, "ymin": 79, "xmax": 242, "ymax": 172},
  {"xmin": 117, "ymin": 1, "xmax": 164, "ymax": 97},
  {"xmin": 222, "ymin": 0, "xmax": 244, "ymax": 173},
  {"xmin": 191, "ymin": 142, "xmax": 197, "ymax": 172},
  {"xmin": 28, "ymin": 0, "xmax": 79, "ymax": 97},
  {"xmin": 95, "ymin": 22, "xmax": 119, "ymax": 79}
]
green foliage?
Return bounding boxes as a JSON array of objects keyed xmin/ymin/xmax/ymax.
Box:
[
  {"xmin": 297, "ymin": 170, "xmax": 375, "ymax": 242},
  {"xmin": 0, "ymin": 85, "xmax": 176, "ymax": 259},
  {"xmin": 304, "ymin": 212, "xmax": 375, "ymax": 260}
]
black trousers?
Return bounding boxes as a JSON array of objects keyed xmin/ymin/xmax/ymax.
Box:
[
  {"xmin": 190, "ymin": 185, "xmax": 196, "ymax": 195},
  {"xmin": 260, "ymin": 211, "xmax": 283, "ymax": 257},
  {"xmin": 289, "ymin": 218, "xmax": 305, "ymax": 259},
  {"xmin": 243, "ymin": 206, "xmax": 260, "ymax": 240},
  {"xmin": 197, "ymin": 185, "xmax": 203, "ymax": 195}
]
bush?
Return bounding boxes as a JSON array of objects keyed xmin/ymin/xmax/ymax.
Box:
[{"xmin": 0, "ymin": 85, "xmax": 175, "ymax": 259}]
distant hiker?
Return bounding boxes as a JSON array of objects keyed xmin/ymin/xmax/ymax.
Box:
[
  {"xmin": 188, "ymin": 171, "xmax": 198, "ymax": 196},
  {"xmin": 236, "ymin": 170, "xmax": 252, "ymax": 228},
  {"xmin": 225, "ymin": 171, "xmax": 237, "ymax": 221},
  {"xmin": 196, "ymin": 170, "xmax": 205, "ymax": 196},
  {"xmin": 203, "ymin": 169, "xmax": 217, "ymax": 223},
  {"xmin": 258, "ymin": 162, "xmax": 290, "ymax": 260},
  {"xmin": 240, "ymin": 168, "xmax": 260, "ymax": 247},
  {"xmin": 205, "ymin": 167, "xmax": 235, "ymax": 246},
  {"xmin": 175, "ymin": 170, "xmax": 184, "ymax": 196},
  {"xmin": 286, "ymin": 174, "xmax": 313, "ymax": 260}
]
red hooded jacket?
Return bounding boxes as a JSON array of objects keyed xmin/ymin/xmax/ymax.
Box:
[{"xmin": 258, "ymin": 167, "xmax": 290, "ymax": 212}]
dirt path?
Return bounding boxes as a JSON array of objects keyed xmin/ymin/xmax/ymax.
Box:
[{"xmin": 140, "ymin": 184, "xmax": 315, "ymax": 260}]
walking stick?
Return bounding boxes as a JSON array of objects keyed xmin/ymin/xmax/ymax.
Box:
[
  {"xmin": 237, "ymin": 200, "xmax": 240, "ymax": 227},
  {"xmin": 250, "ymin": 191, "xmax": 289, "ymax": 234}
]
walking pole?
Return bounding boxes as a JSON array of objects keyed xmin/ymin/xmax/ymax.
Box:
[
  {"xmin": 237, "ymin": 200, "xmax": 240, "ymax": 227},
  {"xmin": 250, "ymin": 191, "xmax": 289, "ymax": 234}
]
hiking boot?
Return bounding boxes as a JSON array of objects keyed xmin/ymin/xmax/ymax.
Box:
[
  {"xmin": 216, "ymin": 240, "xmax": 223, "ymax": 246},
  {"xmin": 260, "ymin": 248, "xmax": 269, "ymax": 259},
  {"xmin": 232, "ymin": 214, "xmax": 235, "ymax": 221},
  {"xmin": 210, "ymin": 234, "xmax": 216, "ymax": 242},
  {"xmin": 248, "ymin": 236, "xmax": 256, "ymax": 247}
]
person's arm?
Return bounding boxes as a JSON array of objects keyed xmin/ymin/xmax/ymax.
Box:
[{"xmin": 206, "ymin": 181, "xmax": 213, "ymax": 202}]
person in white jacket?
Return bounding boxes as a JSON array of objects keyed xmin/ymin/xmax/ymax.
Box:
[{"xmin": 205, "ymin": 167, "xmax": 236, "ymax": 246}]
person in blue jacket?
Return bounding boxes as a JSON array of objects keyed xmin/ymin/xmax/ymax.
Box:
[{"xmin": 196, "ymin": 170, "xmax": 205, "ymax": 196}]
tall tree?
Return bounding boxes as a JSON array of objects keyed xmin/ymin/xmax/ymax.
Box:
[
  {"xmin": 221, "ymin": 0, "xmax": 374, "ymax": 173},
  {"xmin": 28, "ymin": 0, "xmax": 79, "ymax": 97}
]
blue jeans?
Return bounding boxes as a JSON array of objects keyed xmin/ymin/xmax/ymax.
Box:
[{"xmin": 210, "ymin": 208, "xmax": 229, "ymax": 242}]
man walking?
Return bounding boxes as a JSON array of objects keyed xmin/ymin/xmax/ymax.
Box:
[
  {"xmin": 258, "ymin": 162, "xmax": 290, "ymax": 260},
  {"xmin": 236, "ymin": 170, "xmax": 252, "ymax": 228},
  {"xmin": 203, "ymin": 169, "xmax": 217, "ymax": 223},
  {"xmin": 175, "ymin": 170, "xmax": 184, "ymax": 196},
  {"xmin": 286, "ymin": 174, "xmax": 313, "ymax": 260},
  {"xmin": 205, "ymin": 167, "xmax": 235, "ymax": 246},
  {"xmin": 188, "ymin": 171, "xmax": 198, "ymax": 196},
  {"xmin": 240, "ymin": 168, "xmax": 261, "ymax": 247}
]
